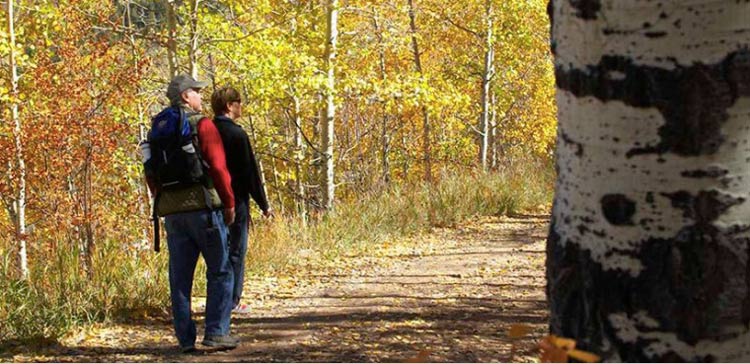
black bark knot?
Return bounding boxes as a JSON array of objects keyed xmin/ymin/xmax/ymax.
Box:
[
  {"xmin": 662, "ymin": 190, "xmax": 745, "ymax": 223},
  {"xmin": 601, "ymin": 194, "xmax": 636, "ymax": 225},
  {"xmin": 727, "ymin": 49, "xmax": 750, "ymax": 97},
  {"xmin": 662, "ymin": 65, "xmax": 732, "ymax": 156},
  {"xmin": 568, "ymin": 0, "xmax": 601, "ymax": 20}
]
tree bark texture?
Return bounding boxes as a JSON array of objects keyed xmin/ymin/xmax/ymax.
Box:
[
  {"xmin": 407, "ymin": 0, "xmax": 432, "ymax": 183},
  {"xmin": 321, "ymin": 0, "xmax": 338, "ymax": 210},
  {"xmin": 165, "ymin": 0, "xmax": 178, "ymax": 78},
  {"xmin": 8, "ymin": 0, "xmax": 28, "ymax": 279},
  {"xmin": 372, "ymin": 7, "xmax": 392, "ymax": 186},
  {"xmin": 188, "ymin": 0, "xmax": 200, "ymax": 79},
  {"xmin": 547, "ymin": 0, "xmax": 750, "ymax": 361},
  {"xmin": 292, "ymin": 95, "xmax": 307, "ymax": 224},
  {"xmin": 479, "ymin": 0, "xmax": 494, "ymax": 171}
]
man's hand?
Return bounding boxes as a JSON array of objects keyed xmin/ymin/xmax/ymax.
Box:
[
  {"xmin": 263, "ymin": 208, "xmax": 275, "ymax": 219},
  {"xmin": 223, "ymin": 207, "xmax": 236, "ymax": 226}
]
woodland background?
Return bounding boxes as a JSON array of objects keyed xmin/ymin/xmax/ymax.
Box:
[{"xmin": 0, "ymin": 0, "xmax": 554, "ymax": 342}]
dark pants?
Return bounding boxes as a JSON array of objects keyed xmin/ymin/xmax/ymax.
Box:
[
  {"xmin": 228, "ymin": 199, "xmax": 249, "ymax": 306},
  {"xmin": 165, "ymin": 209, "xmax": 233, "ymax": 347}
]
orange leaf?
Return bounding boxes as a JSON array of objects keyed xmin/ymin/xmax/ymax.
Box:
[
  {"xmin": 551, "ymin": 335, "xmax": 577, "ymax": 351},
  {"xmin": 539, "ymin": 336, "xmax": 568, "ymax": 363},
  {"xmin": 403, "ymin": 350, "xmax": 431, "ymax": 363},
  {"xmin": 568, "ymin": 349, "xmax": 601, "ymax": 363},
  {"xmin": 508, "ymin": 324, "xmax": 533, "ymax": 339}
]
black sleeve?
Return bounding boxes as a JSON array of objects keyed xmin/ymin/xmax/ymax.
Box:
[{"xmin": 241, "ymin": 131, "xmax": 269, "ymax": 212}]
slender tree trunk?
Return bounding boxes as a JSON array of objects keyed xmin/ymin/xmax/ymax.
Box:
[
  {"xmin": 320, "ymin": 0, "xmax": 338, "ymax": 210},
  {"xmin": 489, "ymin": 91, "xmax": 497, "ymax": 170},
  {"xmin": 547, "ymin": 0, "xmax": 750, "ymax": 361},
  {"xmin": 188, "ymin": 0, "xmax": 200, "ymax": 79},
  {"xmin": 128, "ymin": 0, "xmax": 150, "ymax": 249},
  {"xmin": 8, "ymin": 0, "xmax": 28, "ymax": 279},
  {"xmin": 292, "ymin": 95, "xmax": 307, "ymax": 225},
  {"xmin": 83, "ymin": 146, "xmax": 94, "ymax": 276},
  {"xmin": 269, "ymin": 154, "xmax": 284, "ymax": 215},
  {"xmin": 479, "ymin": 0, "xmax": 494, "ymax": 171},
  {"xmin": 372, "ymin": 7, "xmax": 391, "ymax": 186},
  {"xmin": 407, "ymin": 0, "xmax": 432, "ymax": 183},
  {"xmin": 165, "ymin": 0, "xmax": 178, "ymax": 78}
]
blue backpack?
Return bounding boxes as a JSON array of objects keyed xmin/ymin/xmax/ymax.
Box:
[
  {"xmin": 143, "ymin": 106, "xmax": 206, "ymax": 190},
  {"xmin": 142, "ymin": 106, "xmax": 210, "ymax": 251}
]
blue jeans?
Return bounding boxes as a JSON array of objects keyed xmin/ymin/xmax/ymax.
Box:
[
  {"xmin": 228, "ymin": 199, "xmax": 249, "ymax": 306},
  {"xmin": 165, "ymin": 209, "xmax": 233, "ymax": 347}
]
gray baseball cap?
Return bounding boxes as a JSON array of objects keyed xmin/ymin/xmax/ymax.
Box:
[{"xmin": 166, "ymin": 74, "xmax": 208, "ymax": 105}]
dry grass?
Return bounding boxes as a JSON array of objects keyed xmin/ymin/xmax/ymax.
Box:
[{"xmin": 0, "ymin": 161, "xmax": 553, "ymax": 344}]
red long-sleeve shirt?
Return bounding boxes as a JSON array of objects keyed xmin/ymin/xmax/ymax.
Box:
[{"xmin": 196, "ymin": 117, "xmax": 234, "ymax": 209}]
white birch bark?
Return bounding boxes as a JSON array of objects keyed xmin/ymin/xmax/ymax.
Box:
[
  {"xmin": 292, "ymin": 95, "xmax": 307, "ymax": 224},
  {"xmin": 321, "ymin": 0, "xmax": 338, "ymax": 210},
  {"xmin": 548, "ymin": 0, "xmax": 750, "ymax": 360},
  {"xmin": 479, "ymin": 0, "xmax": 494, "ymax": 171},
  {"xmin": 8, "ymin": 0, "xmax": 28, "ymax": 279}
]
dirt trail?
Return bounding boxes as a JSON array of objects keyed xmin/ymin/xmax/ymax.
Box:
[{"xmin": 8, "ymin": 214, "xmax": 550, "ymax": 362}]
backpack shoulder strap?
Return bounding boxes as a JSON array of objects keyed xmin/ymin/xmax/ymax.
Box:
[{"xmin": 186, "ymin": 112, "xmax": 204, "ymax": 137}]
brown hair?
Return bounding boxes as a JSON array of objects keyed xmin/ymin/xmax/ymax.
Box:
[{"xmin": 210, "ymin": 87, "xmax": 241, "ymax": 116}]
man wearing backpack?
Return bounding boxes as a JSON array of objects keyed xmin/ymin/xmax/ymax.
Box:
[{"xmin": 142, "ymin": 74, "xmax": 238, "ymax": 353}]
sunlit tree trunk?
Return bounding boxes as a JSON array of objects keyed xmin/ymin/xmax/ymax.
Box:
[
  {"xmin": 372, "ymin": 6, "xmax": 391, "ymax": 185},
  {"xmin": 489, "ymin": 91, "xmax": 497, "ymax": 170},
  {"xmin": 479, "ymin": 0, "xmax": 494, "ymax": 171},
  {"xmin": 8, "ymin": 0, "xmax": 28, "ymax": 279},
  {"xmin": 321, "ymin": 0, "xmax": 338, "ymax": 210},
  {"xmin": 82, "ymin": 146, "xmax": 94, "ymax": 276},
  {"xmin": 188, "ymin": 0, "xmax": 200, "ymax": 79},
  {"xmin": 407, "ymin": 0, "xmax": 432, "ymax": 183},
  {"xmin": 165, "ymin": 0, "xmax": 177, "ymax": 78},
  {"xmin": 292, "ymin": 95, "xmax": 307, "ymax": 225},
  {"xmin": 127, "ymin": 0, "xmax": 150, "ymax": 249},
  {"xmin": 547, "ymin": 0, "xmax": 750, "ymax": 361}
]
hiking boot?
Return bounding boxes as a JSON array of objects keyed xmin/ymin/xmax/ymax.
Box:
[
  {"xmin": 202, "ymin": 335, "xmax": 239, "ymax": 349},
  {"xmin": 232, "ymin": 303, "xmax": 251, "ymax": 314},
  {"xmin": 180, "ymin": 345, "xmax": 197, "ymax": 354}
]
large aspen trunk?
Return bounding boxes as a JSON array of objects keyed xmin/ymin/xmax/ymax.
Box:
[
  {"xmin": 8, "ymin": 0, "xmax": 28, "ymax": 279},
  {"xmin": 321, "ymin": 0, "xmax": 338, "ymax": 210},
  {"xmin": 547, "ymin": 0, "xmax": 750, "ymax": 361},
  {"xmin": 407, "ymin": 0, "xmax": 432, "ymax": 183},
  {"xmin": 479, "ymin": 0, "xmax": 494, "ymax": 171}
]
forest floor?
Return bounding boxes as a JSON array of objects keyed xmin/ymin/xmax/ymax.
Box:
[{"xmin": 4, "ymin": 214, "xmax": 549, "ymax": 363}]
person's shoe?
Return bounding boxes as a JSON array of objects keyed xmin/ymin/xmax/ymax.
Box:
[
  {"xmin": 180, "ymin": 345, "xmax": 197, "ymax": 353},
  {"xmin": 232, "ymin": 303, "xmax": 251, "ymax": 314},
  {"xmin": 202, "ymin": 335, "xmax": 239, "ymax": 350}
]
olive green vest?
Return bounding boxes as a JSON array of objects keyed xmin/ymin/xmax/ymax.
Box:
[{"xmin": 155, "ymin": 108, "xmax": 223, "ymax": 216}]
